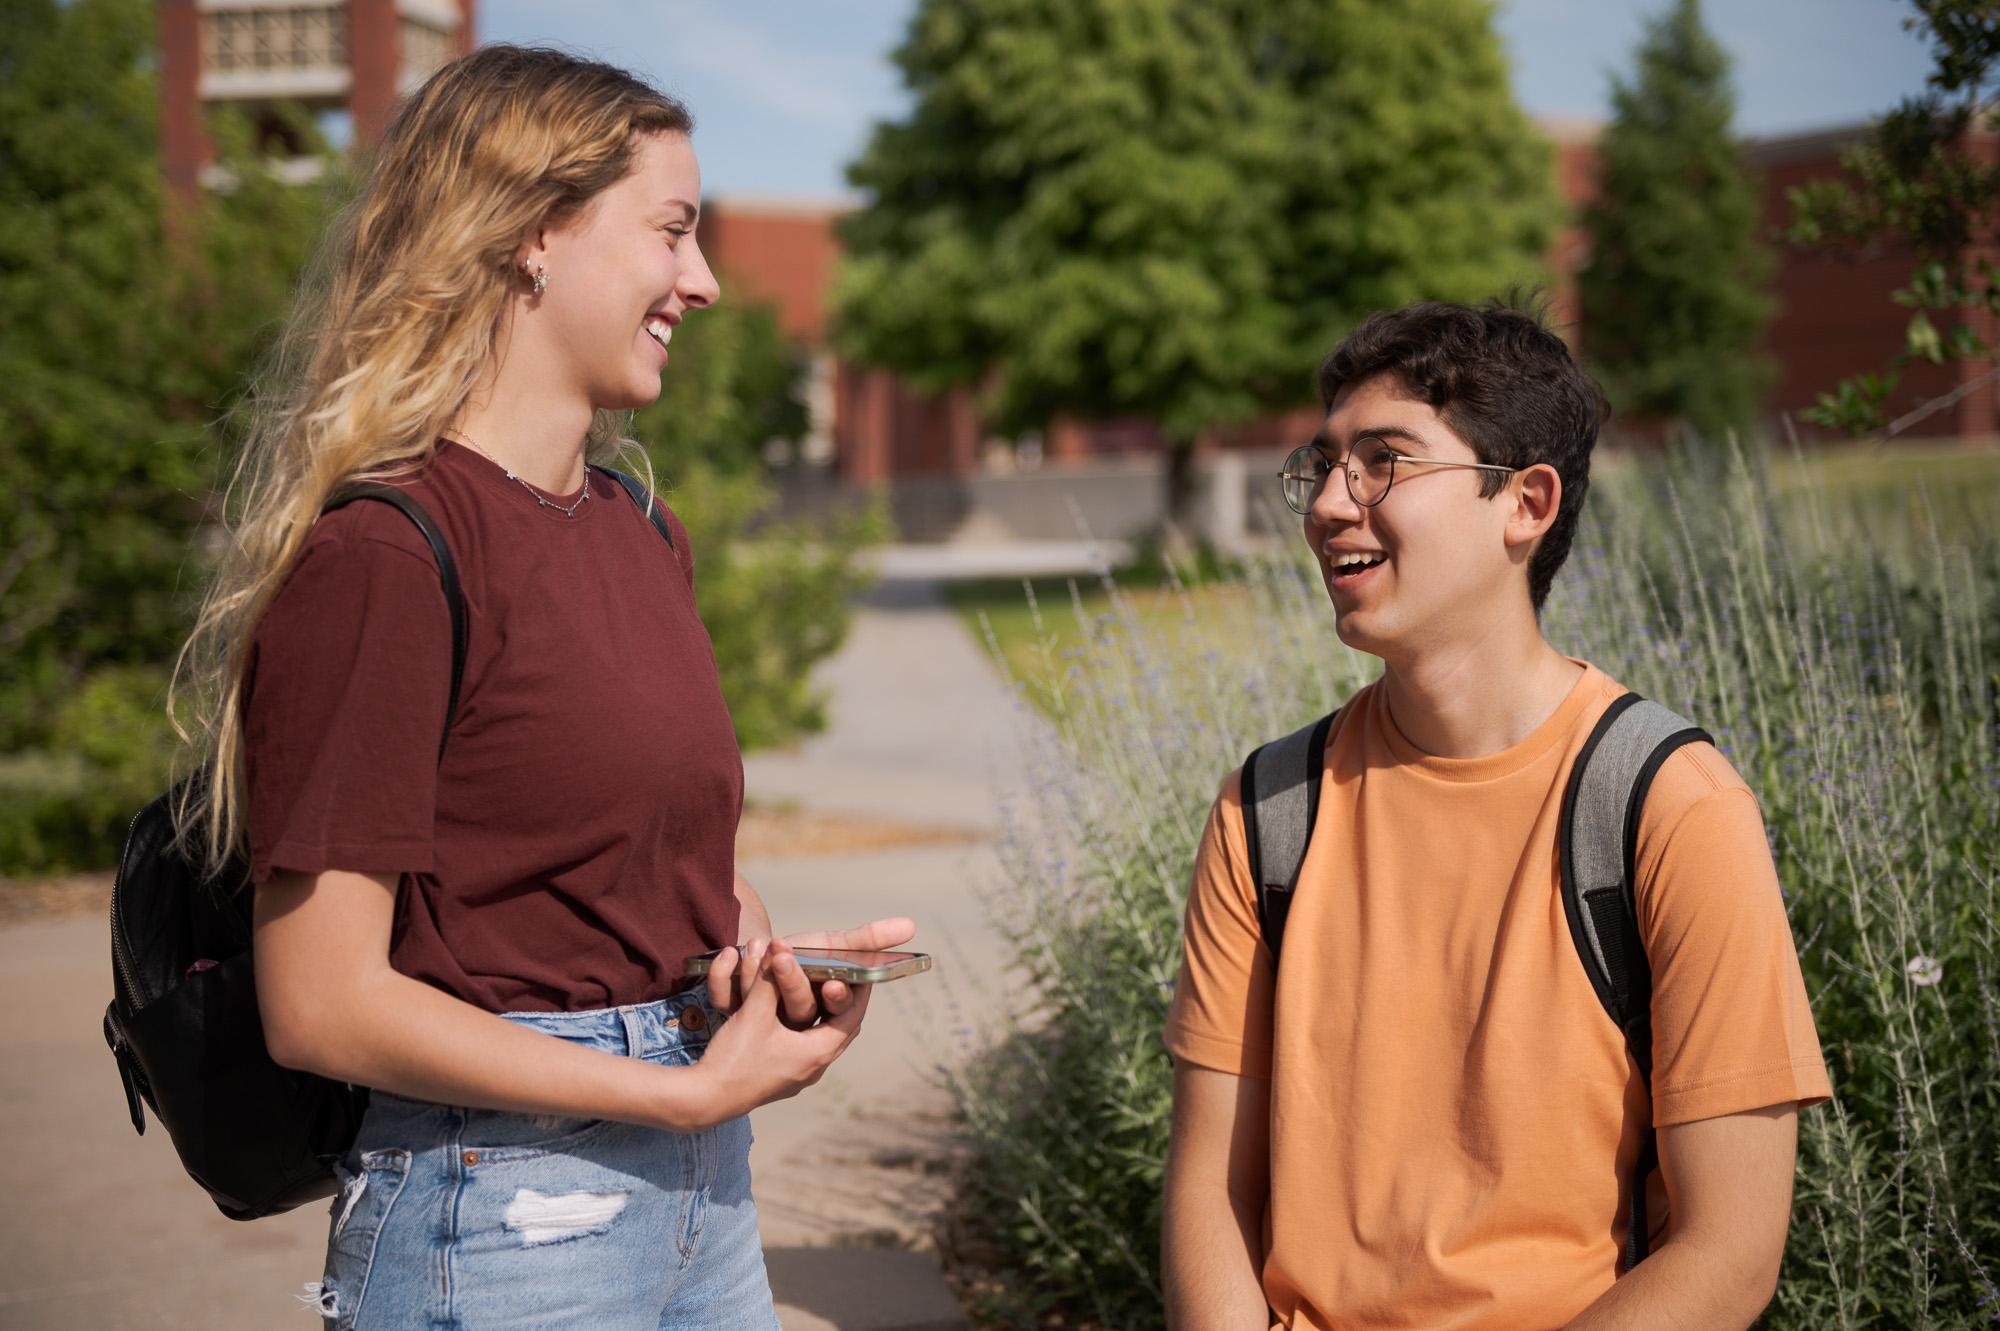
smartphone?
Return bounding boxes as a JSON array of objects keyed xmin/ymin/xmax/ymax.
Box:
[{"xmin": 684, "ymin": 946, "xmax": 932, "ymax": 984}]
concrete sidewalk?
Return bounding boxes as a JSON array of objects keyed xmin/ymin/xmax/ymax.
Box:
[
  {"xmin": 0, "ymin": 577, "xmax": 1030, "ymax": 1330},
  {"xmin": 743, "ymin": 578, "xmax": 1033, "ymax": 1330}
]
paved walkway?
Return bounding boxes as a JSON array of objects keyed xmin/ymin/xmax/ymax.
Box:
[
  {"xmin": 742, "ymin": 577, "xmax": 1033, "ymax": 1330},
  {"xmin": 0, "ymin": 573, "xmax": 1035, "ymax": 1331}
]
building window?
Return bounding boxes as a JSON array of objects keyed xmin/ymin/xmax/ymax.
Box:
[
  {"xmin": 203, "ymin": 8, "xmax": 349, "ymax": 74},
  {"xmin": 400, "ymin": 19, "xmax": 455, "ymax": 83}
]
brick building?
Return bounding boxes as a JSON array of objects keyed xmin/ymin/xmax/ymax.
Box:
[
  {"xmin": 158, "ymin": 0, "xmax": 475, "ymax": 196},
  {"xmin": 1745, "ymin": 126, "xmax": 1996, "ymax": 438},
  {"xmin": 703, "ymin": 118, "xmax": 1997, "ymax": 490}
]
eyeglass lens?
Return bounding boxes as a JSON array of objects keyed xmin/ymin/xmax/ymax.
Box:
[{"xmin": 1281, "ymin": 438, "xmax": 1398, "ymax": 513}]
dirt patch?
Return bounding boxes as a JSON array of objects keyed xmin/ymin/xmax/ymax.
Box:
[
  {"xmin": 735, "ymin": 805, "xmax": 981, "ymax": 860},
  {"xmin": 0, "ymin": 872, "xmax": 113, "ymax": 926},
  {"xmin": 2, "ymin": 810, "xmax": 977, "ymax": 928}
]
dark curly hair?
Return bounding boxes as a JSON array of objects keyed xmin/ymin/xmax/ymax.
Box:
[{"xmin": 1317, "ymin": 298, "xmax": 1606, "ymax": 610}]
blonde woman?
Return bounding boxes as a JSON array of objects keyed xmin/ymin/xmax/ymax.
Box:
[{"xmin": 172, "ymin": 45, "xmax": 909, "ymax": 1328}]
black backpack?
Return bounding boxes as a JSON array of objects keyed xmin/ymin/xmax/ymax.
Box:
[
  {"xmin": 1238, "ymin": 691, "xmax": 1709, "ymax": 1271},
  {"xmin": 103, "ymin": 468, "xmax": 673, "ymax": 1220}
]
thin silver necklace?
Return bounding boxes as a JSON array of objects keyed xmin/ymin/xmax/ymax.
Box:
[{"xmin": 445, "ymin": 430, "xmax": 591, "ymax": 517}]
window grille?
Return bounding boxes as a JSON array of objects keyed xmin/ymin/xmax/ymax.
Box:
[{"xmin": 202, "ymin": 8, "xmax": 349, "ymax": 74}]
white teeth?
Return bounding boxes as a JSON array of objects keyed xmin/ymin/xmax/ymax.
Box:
[
  {"xmin": 644, "ymin": 318, "xmax": 672, "ymax": 349},
  {"xmin": 1331, "ymin": 551, "xmax": 1383, "ymax": 568}
]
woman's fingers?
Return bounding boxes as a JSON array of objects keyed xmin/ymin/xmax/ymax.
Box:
[
  {"xmin": 767, "ymin": 943, "xmax": 819, "ymax": 1027},
  {"xmin": 736, "ymin": 942, "xmax": 778, "ymax": 1016},
  {"xmin": 821, "ymin": 980, "xmax": 872, "ymax": 1038},
  {"xmin": 705, "ymin": 943, "xmax": 741, "ymax": 1011},
  {"xmin": 817, "ymin": 978, "xmax": 853, "ymax": 1017},
  {"xmin": 784, "ymin": 916, "xmax": 917, "ymax": 952}
]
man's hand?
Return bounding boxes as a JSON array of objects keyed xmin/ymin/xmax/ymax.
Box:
[{"xmin": 709, "ymin": 916, "xmax": 917, "ymax": 1027}]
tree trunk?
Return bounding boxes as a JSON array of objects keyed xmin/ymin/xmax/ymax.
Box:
[{"xmin": 1162, "ymin": 437, "xmax": 1199, "ymax": 554}]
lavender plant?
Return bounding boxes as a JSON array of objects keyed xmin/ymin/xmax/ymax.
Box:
[{"xmin": 949, "ymin": 445, "xmax": 1998, "ymax": 1328}]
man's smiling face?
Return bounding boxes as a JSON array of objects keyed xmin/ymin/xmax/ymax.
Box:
[{"xmin": 1303, "ymin": 373, "xmax": 1528, "ymax": 663}]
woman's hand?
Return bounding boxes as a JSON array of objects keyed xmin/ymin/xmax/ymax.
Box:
[
  {"xmin": 709, "ymin": 917, "xmax": 917, "ymax": 1026},
  {"xmin": 689, "ymin": 949, "xmax": 872, "ymax": 1126}
]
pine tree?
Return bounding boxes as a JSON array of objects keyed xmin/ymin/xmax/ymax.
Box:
[{"xmin": 1578, "ymin": 0, "xmax": 1771, "ymax": 443}]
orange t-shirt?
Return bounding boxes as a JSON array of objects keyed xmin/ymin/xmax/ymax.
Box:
[{"xmin": 1165, "ymin": 664, "xmax": 1831, "ymax": 1331}]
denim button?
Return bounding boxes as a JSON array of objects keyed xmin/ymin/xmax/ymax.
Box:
[
  {"xmin": 680, "ymin": 1006, "xmax": 706, "ymax": 1032},
  {"xmin": 462, "ymin": 1150, "xmax": 479, "ymax": 1166}
]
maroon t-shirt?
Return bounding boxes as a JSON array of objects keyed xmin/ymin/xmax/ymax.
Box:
[{"xmin": 243, "ymin": 440, "xmax": 742, "ymax": 1012}]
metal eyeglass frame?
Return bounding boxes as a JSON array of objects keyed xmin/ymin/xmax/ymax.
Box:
[{"xmin": 1277, "ymin": 438, "xmax": 1523, "ymax": 514}]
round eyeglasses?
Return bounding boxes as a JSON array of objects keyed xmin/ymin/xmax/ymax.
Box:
[{"xmin": 1278, "ymin": 437, "xmax": 1524, "ymax": 514}]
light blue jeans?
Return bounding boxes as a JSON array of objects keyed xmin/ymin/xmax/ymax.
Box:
[{"xmin": 310, "ymin": 990, "xmax": 779, "ymax": 1330}]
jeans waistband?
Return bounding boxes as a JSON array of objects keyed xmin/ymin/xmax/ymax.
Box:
[{"xmin": 497, "ymin": 989, "xmax": 723, "ymax": 1061}]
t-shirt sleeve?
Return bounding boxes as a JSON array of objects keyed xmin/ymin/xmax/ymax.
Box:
[
  {"xmin": 1636, "ymin": 744, "xmax": 1833, "ymax": 1126},
  {"xmin": 1165, "ymin": 769, "xmax": 1276, "ymax": 1079},
  {"xmin": 242, "ymin": 515, "xmax": 453, "ymax": 883}
]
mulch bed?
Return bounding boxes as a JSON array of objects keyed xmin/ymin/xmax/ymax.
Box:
[{"xmin": 2, "ymin": 809, "xmax": 978, "ymax": 927}]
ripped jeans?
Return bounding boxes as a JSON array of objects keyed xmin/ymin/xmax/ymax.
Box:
[{"xmin": 309, "ymin": 990, "xmax": 779, "ymax": 1330}]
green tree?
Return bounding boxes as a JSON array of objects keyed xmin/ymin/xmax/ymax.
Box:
[
  {"xmin": 835, "ymin": 0, "xmax": 1559, "ymax": 528},
  {"xmin": 0, "ymin": 0, "xmax": 328, "ymax": 748},
  {"xmin": 1578, "ymin": 0, "xmax": 1771, "ymax": 442},
  {"xmin": 0, "ymin": 0, "xmax": 333, "ymax": 871},
  {"xmin": 833, "ymin": 0, "xmax": 1295, "ymax": 526},
  {"xmin": 1233, "ymin": 0, "xmax": 1564, "ymax": 359},
  {"xmin": 1785, "ymin": 0, "xmax": 2000, "ymax": 435}
]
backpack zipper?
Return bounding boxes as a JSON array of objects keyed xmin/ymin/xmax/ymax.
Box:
[{"xmin": 108, "ymin": 803, "xmax": 152, "ymax": 1012}]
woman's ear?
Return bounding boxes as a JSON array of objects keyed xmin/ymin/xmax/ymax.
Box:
[
  {"xmin": 515, "ymin": 225, "xmax": 550, "ymax": 273},
  {"xmin": 1504, "ymin": 463, "xmax": 1562, "ymax": 550}
]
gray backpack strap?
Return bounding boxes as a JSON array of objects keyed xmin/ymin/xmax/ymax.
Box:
[
  {"xmin": 1559, "ymin": 691, "xmax": 1712, "ymax": 1271},
  {"xmin": 1240, "ymin": 709, "xmax": 1339, "ymax": 964}
]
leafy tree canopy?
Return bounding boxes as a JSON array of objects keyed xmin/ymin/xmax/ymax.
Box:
[
  {"xmin": 836, "ymin": 0, "xmax": 1561, "ymax": 459},
  {"xmin": 1578, "ymin": 0, "xmax": 1772, "ymax": 442},
  {"xmin": 1785, "ymin": 0, "xmax": 2000, "ymax": 435},
  {"xmin": 836, "ymin": 0, "xmax": 1294, "ymax": 447},
  {"xmin": 1230, "ymin": 0, "xmax": 1563, "ymax": 356},
  {"xmin": 0, "ymin": 0, "xmax": 329, "ymax": 749}
]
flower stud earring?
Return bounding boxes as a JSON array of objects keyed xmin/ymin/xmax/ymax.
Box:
[{"xmin": 521, "ymin": 257, "xmax": 549, "ymax": 297}]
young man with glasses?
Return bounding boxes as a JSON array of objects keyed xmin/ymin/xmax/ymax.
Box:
[{"xmin": 1162, "ymin": 301, "xmax": 1828, "ymax": 1330}]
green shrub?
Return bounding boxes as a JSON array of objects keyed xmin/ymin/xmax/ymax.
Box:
[
  {"xmin": 0, "ymin": 666, "xmax": 175, "ymax": 875},
  {"xmin": 955, "ymin": 443, "xmax": 2000, "ymax": 1327},
  {"xmin": 654, "ymin": 461, "xmax": 885, "ymax": 751}
]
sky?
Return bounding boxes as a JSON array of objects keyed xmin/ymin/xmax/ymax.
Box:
[{"xmin": 480, "ymin": 0, "xmax": 1939, "ymax": 201}]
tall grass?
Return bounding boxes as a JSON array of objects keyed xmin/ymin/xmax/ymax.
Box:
[{"xmin": 948, "ymin": 444, "xmax": 2000, "ymax": 1329}]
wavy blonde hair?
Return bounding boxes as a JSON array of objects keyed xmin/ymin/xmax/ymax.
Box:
[{"xmin": 172, "ymin": 45, "xmax": 691, "ymax": 874}]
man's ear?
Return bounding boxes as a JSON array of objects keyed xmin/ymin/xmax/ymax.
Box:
[{"xmin": 1504, "ymin": 464, "xmax": 1562, "ymax": 551}]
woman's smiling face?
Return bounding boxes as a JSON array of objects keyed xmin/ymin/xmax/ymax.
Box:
[{"xmin": 531, "ymin": 131, "xmax": 721, "ymax": 411}]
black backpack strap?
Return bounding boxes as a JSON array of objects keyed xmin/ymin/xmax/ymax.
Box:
[
  {"xmin": 1558, "ymin": 691, "xmax": 1711, "ymax": 1271},
  {"xmin": 1240, "ymin": 709, "xmax": 1338, "ymax": 965},
  {"xmin": 592, "ymin": 465, "xmax": 677, "ymax": 550},
  {"xmin": 320, "ymin": 484, "xmax": 467, "ymax": 758}
]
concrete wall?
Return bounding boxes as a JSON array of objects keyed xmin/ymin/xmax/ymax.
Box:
[{"xmin": 771, "ymin": 449, "xmax": 1293, "ymax": 547}]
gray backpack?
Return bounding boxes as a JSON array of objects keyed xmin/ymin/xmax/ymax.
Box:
[{"xmin": 1239, "ymin": 692, "xmax": 1710, "ymax": 1270}]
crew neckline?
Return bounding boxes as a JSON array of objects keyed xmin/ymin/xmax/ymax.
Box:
[
  {"xmin": 438, "ymin": 437, "xmax": 600, "ymax": 524},
  {"xmin": 1371, "ymin": 659, "xmax": 1607, "ymax": 784}
]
